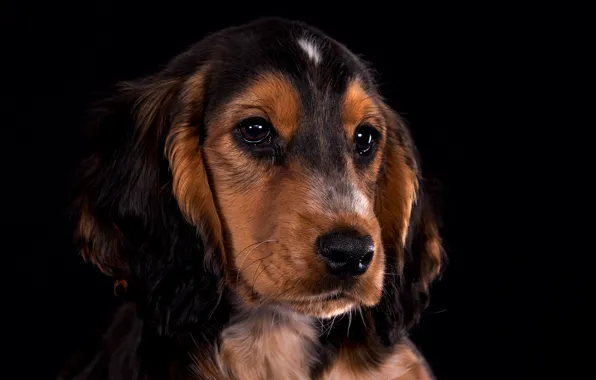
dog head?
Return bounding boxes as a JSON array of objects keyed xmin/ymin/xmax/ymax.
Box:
[{"xmin": 73, "ymin": 17, "xmax": 444, "ymax": 342}]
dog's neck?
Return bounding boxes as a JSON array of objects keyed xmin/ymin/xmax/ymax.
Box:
[{"xmin": 215, "ymin": 305, "xmax": 319, "ymax": 380}]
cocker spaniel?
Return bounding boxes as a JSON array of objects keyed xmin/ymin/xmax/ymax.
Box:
[{"xmin": 62, "ymin": 17, "xmax": 445, "ymax": 380}]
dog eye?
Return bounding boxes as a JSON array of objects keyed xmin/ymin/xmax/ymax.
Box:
[
  {"xmin": 354, "ymin": 124, "xmax": 379, "ymax": 156},
  {"xmin": 238, "ymin": 117, "xmax": 272, "ymax": 143}
]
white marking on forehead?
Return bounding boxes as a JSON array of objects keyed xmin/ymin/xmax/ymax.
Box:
[{"xmin": 297, "ymin": 37, "xmax": 322, "ymax": 65}]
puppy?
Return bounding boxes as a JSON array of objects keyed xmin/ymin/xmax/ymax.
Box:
[{"xmin": 64, "ymin": 17, "xmax": 444, "ymax": 380}]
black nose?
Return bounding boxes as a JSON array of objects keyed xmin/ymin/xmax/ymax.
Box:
[{"xmin": 316, "ymin": 230, "xmax": 375, "ymax": 277}]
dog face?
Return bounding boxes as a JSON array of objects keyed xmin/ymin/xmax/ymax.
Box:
[
  {"xmin": 204, "ymin": 74, "xmax": 386, "ymax": 317},
  {"xmin": 74, "ymin": 17, "xmax": 443, "ymax": 338}
]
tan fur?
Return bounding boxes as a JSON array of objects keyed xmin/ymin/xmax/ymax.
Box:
[
  {"xmin": 77, "ymin": 202, "xmax": 104, "ymax": 270},
  {"xmin": 165, "ymin": 71, "xmax": 226, "ymax": 271},
  {"xmin": 341, "ymin": 79, "xmax": 388, "ymax": 222},
  {"xmin": 217, "ymin": 307, "xmax": 318, "ymax": 380},
  {"xmin": 75, "ymin": 78, "xmax": 187, "ymax": 279},
  {"xmin": 378, "ymin": 102, "xmax": 443, "ymax": 283},
  {"xmin": 341, "ymin": 78, "xmax": 385, "ymax": 140},
  {"xmin": 208, "ymin": 72, "xmax": 302, "ymax": 142},
  {"xmin": 76, "ymin": 199, "xmax": 123, "ymax": 276},
  {"xmin": 125, "ymin": 78, "xmax": 181, "ymax": 139},
  {"xmin": 375, "ymin": 104, "xmax": 420, "ymax": 272},
  {"xmin": 416, "ymin": 213, "xmax": 443, "ymax": 290},
  {"xmin": 322, "ymin": 339, "xmax": 434, "ymax": 380},
  {"xmin": 190, "ymin": 350, "xmax": 227, "ymax": 380}
]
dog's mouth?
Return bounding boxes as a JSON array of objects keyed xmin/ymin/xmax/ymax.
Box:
[
  {"xmin": 276, "ymin": 289, "xmax": 363, "ymax": 318},
  {"xmin": 231, "ymin": 256, "xmax": 383, "ymax": 318},
  {"xmin": 284, "ymin": 290, "xmax": 346, "ymax": 303}
]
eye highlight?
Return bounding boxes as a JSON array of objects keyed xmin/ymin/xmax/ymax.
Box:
[
  {"xmin": 354, "ymin": 124, "xmax": 379, "ymax": 158},
  {"xmin": 238, "ymin": 117, "xmax": 272, "ymax": 143}
]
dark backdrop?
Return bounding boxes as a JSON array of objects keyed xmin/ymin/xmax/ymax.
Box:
[{"xmin": 3, "ymin": 2, "xmax": 565, "ymax": 379}]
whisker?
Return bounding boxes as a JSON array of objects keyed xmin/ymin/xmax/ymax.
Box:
[
  {"xmin": 426, "ymin": 308, "xmax": 447, "ymax": 314},
  {"xmin": 274, "ymin": 277, "xmax": 302, "ymax": 305},
  {"xmin": 358, "ymin": 307, "xmax": 367, "ymax": 329},
  {"xmin": 326, "ymin": 314, "xmax": 338, "ymax": 337},
  {"xmin": 255, "ymin": 274, "xmax": 301, "ymax": 309},
  {"xmin": 189, "ymin": 334, "xmax": 199, "ymax": 349},
  {"xmin": 347, "ymin": 309, "xmax": 353, "ymax": 338},
  {"xmin": 238, "ymin": 251, "xmax": 275, "ymax": 279},
  {"xmin": 315, "ymin": 317, "xmax": 322, "ymax": 333},
  {"xmin": 274, "ymin": 277, "xmax": 302, "ymax": 300},
  {"xmin": 250, "ymin": 250, "xmax": 279, "ymax": 287},
  {"xmin": 234, "ymin": 240, "xmax": 276, "ymax": 258},
  {"xmin": 271, "ymin": 304, "xmax": 281, "ymax": 327},
  {"xmin": 316, "ymin": 317, "xmax": 331, "ymax": 335},
  {"xmin": 251, "ymin": 260, "xmax": 272, "ymax": 292},
  {"xmin": 207, "ymin": 279, "xmax": 226, "ymax": 320},
  {"xmin": 235, "ymin": 240, "xmax": 277, "ymax": 284}
]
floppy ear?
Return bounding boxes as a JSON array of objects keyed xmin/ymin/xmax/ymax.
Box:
[
  {"xmin": 72, "ymin": 70, "xmax": 226, "ymax": 336},
  {"xmin": 372, "ymin": 103, "xmax": 445, "ymax": 346}
]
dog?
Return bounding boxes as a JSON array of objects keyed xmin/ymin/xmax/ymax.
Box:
[{"xmin": 61, "ymin": 17, "xmax": 445, "ymax": 380}]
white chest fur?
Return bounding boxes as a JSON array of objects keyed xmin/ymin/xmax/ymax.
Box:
[
  {"xmin": 214, "ymin": 307, "xmax": 432, "ymax": 380},
  {"xmin": 218, "ymin": 307, "xmax": 319, "ymax": 380}
]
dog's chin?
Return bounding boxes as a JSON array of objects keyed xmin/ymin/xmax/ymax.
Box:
[
  {"xmin": 233, "ymin": 272, "xmax": 383, "ymax": 318},
  {"xmin": 280, "ymin": 292, "xmax": 373, "ymax": 319}
]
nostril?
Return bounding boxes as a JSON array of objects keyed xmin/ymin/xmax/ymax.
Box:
[{"xmin": 361, "ymin": 251, "xmax": 374, "ymax": 265}]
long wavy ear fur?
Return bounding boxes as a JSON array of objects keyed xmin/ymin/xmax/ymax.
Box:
[
  {"xmin": 71, "ymin": 70, "xmax": 226, "ymax": 337},
  {"xmin": 373, "ymin": 103, "xmax": 445, "ymax": 347}
]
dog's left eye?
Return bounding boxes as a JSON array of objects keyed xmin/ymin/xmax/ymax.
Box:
[
  {"xmin": 354, "ymin": 124, "xmax": 379, "ymax": 156},
  {"xmin": 238, "ymin": 117, "xmax": 272, "ymax": 144}
]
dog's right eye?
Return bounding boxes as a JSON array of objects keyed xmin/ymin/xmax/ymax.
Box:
[{"xmin": 238, "ymin": 117, "xmax": 272, "ymax": 144}]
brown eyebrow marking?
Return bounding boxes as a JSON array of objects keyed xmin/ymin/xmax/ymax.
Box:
[
  {"xmin": 213, "ymin": 72, "xmax": 302, "ymax": 141},
  {"xmin": 342, "ymin": 79, "xmax": 385, "ymax": 138}
]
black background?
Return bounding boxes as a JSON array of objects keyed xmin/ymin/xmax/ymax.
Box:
[{"xmin": 3, "ymin": 2, "xmax": 574, "ymax": 379}]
